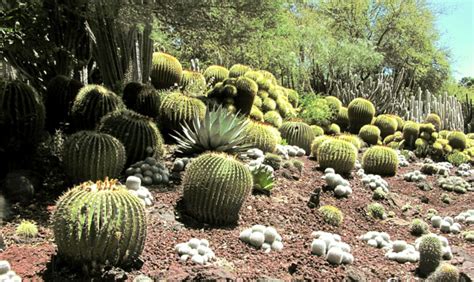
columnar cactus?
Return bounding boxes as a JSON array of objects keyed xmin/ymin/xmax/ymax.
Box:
[
  {"xmin": 374, "ymin": 115, "xmax": 398, "ymax": 138},
  {"xmin": 122, "ymin": 83, "xmax": 161, "ymax": 119},
  {"xmin": 358, "ymin": 124, "xmax": 381, "ymax": 145},
  {"xmin": 402, "ymin": 121, "xmax": 420, "ymax": 149},
  {"xmin": 448, "ymin": 131, "xmax": 467, "ymax": 150},
  {"xmin": 242, "ymin": 121, "xmax": 279, "ymax": 153},
  {"xmin": 362, "ymin": 146, "xmax": 398, "ymax": 176},
  {"xmin": 0, "ymin": 80, "xmax": 45, "ymax": 150},
  {"xmin": 279, "ymin": 121, "xmax": 315, "ymax": 154},
  {"xmin": 425, "ymin": 113, "xmax": 441, "ymax": 131},
  {"xmin": 348, "ymin": 98, "xmax": 376, "ymax": 133},
  {"xmin": 52, "ymin": 179, "xmax": 146, "ymax": 269},
  {"xmin": 179, "ymin": 70, "xmax": 207, "ymax": 92},
  {"xmin": 203, "ymin": 65, "xmax": 229, "ymax": 86},
  {"xmin": 182, "ymin": 153, "xmax": 253, "ymax": 225},
  {"xmin": 150, "ymin": 52, "xmax": 183, "ymax": 89},
  {"xmin": 229, "ymin": 64, "xmax": 252, "ymax": 78},
  {"xmin": 99, "ymin": 109, "xmax": 165, "ymax": 165},
  {"xmin": 418, "ymin": 234, "xmax": 443, "ymax": 277},
  {"xmin": 318, "ymin": 139, "xmax": 357, "ymax": 174},
  {"xmin": 63, "ymin": 131, "xmax": 126, "ymax": 183},
  {"xmin": 71, "ymin": 84, "xmax": 124, "ymax": 130}
]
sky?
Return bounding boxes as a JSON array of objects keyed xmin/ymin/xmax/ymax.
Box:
[{"xmin": 430, "ymin": 0, "xmax": 474, "ymax": 81}]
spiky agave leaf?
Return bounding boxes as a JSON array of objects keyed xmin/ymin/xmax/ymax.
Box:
[
  {"xmin": 251, "ymin": 165, "xmax": 275, "ymax": 194},
  {"xmin": 172, "ymin": 106, "xmax": 252, "ymax": 154}
]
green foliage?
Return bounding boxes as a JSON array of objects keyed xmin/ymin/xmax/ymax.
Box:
[
  {"xmin": 229, "ymin": 64, "xmax": 252, "ymax": 78},
  {"xmin": 279, "ymin": 121, "xmax": 315, "ymax": 154},
  {"xmin": 99, "ymin": 109, "xmax": 165, "ymax": 165},
  {"xmin": 374, "ymin": 115, "xmax": 398, "ymax": 138},
  {"xmin": 299, "ymin": 93, "xmax": 335, "ymax": 127},
  {"xmin": 53, "ymin": 179, "xmax": 146, "ymax": 269},
  {"xmin": 243, "ymin": 121, "xmax": 279, "ymax": 153},
  {"xmin": 358, "ymin": 124, "xmax": 381, "ymax": 145},
  {"xmin": 251, "ymin": 165, "xmax": 275, "ymax": 194},
  {"xmin": 428, "ymin": 263, "xmax": 459, "ymax": 282},
  {"xmin": 362, "ymin": 146, "xmax": 398, "ymax": 176},
  {"xmin": 150, "ymin": 52, "xmax": 183, "ymax": 90},
  {"xmin": 204, "ymin": 65, "xmax": 229, "ymax": 86},
  {"xmin": 263, "ymin": 153, "xmax": 282, "ymax": 170},
  {"xmin": 172, "ymin": 106, "xmax": 251, "ymax": 154},
  {"xmin": 263, "ymin": 111, "xmax": 283, "ymax": 128},
  {"xmin": 319, "ymin": 205, "xmax": 343, "ymax": 226},
  {"xmin": 446, "ymin": 151, "xmax": 470, "ymax": 166},
  {"xmin": 182, "ymin": 153, "xmax": 252, "ymax": 225},
  {"xmin": 348, "ymin": 98, "xmax": 375, "ymax": 134},
  {"xmin": 448, "ymin": 131, "xmax": 467, "ymax": 150},
  {"xmin": 410, "ymin": 219, "xmax": 429, "ymax": 236},
  {"xmin": 318, "ymin": 139, "xmax": 357, "ymax": 174},
  {"xmin": 63, "ymin": 131, "xmax": 126, "ymax": 183},
  {"xmin": 16, "ymin": 220, "xmax": 38, "ymax": 239},
  {"xmin": 419, "ymin": 234, "xmax": 443, "ymax": 277},
  {"xmin": 159, "ymin": 91, "xmax": 206, "ymax": 135},
  {"xmin": 122, "ymin": 83, "xmax": 161, "ymax": 119},
  {"xmin": 367, "ymin": 202, "xmax": 385, "ymax": 219}
]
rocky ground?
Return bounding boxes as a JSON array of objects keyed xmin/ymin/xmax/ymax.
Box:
[{"xmin": 0, "ymin": 155, "xmax": 473, "ymax": 281}]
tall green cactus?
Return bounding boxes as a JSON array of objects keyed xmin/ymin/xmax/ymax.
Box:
[
  {"xmin": 99, "ymin": 109, "xmax": 165, "ymax": 165},
  {"xmin": 318, "ymin": 139, "xmax": 357, "ymax": 174},
  {"xmin": 52, "ymin": 179, "xmax": 146, "ymax": 269},
  {"xmin": 279, "ymin": 121, "xmax": 315, "ymax": 154},
  {"xmin": 418, "ymin": 234, "xmax": 443, "ymax": 278},
  {"xmin": 122, "ymin": 83, "xmax": 161, "ymax": 119},
  {"xmin": 0, "ymin": 80, "xmax": 45, "ymax": 151},
  {"xmin": 150, "ymin": 52, "xmax": 183, "ymax": 89},
  {"xmin": 182, "ymin": 153, "xmax": 253, "ymax": 225},
  {"xmin": 358, "ymin": 124, "xmax": 381, "ymax": 145},
  {"xmin": 63, "ymin": 131, "xmax": 126, "ymax": 183},
  {"xmin": 71, "ymin": 84, "xmax": 124, "ymax": 130},
  {"xmin": 362, "ymin": 146, "xmax": 398, "ymax": 176},
  {"xmin": 203, "ymin": 65, "xmax": 229, "ymax": 86},
  {"xmin": 348, "ymin": 98, "xmax": 375, "ymax": 133}
]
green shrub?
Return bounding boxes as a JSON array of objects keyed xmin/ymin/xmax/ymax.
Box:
[
  {"xmin": 319, "ymin": 205, "xmax": 343, "ymax": 226},
  {"xmin": 318, "ymin": 139, "xmax": 357, "ymax": 174},
  {"xmin": 348, "ymin": 98, "xmax": 375, "ymax": 133},
  {"xmin": 299, "ymin": 93, "xmax": 335, "ymax": 127},
  {"xmin": 279, "ymin": 121, "xmax": 315, "ymax": 154},
  {"xmin": 362, "ymin": 146, "xmax": 398, "ymax": 176},
  {"xmin": 418, "ymin": 234, "xmax": 443, "ymax": 277},
  {"xmin": 150, "ymin": 52, "xmax": 183, "ymax": 89}
]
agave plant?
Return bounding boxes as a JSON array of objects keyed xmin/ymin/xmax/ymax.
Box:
[
  {"xmin": 172, "ymin": 106, "xmax": 251, "ymax": 154},
  {"xmin": 250, "ymin": 165, "xmax": 275, "ymax": 194}
]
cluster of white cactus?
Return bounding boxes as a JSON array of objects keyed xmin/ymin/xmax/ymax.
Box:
[
  {"xmin": 126, "ymin": 176, "xmax": 154, "ymax": 206},
  {"xmin": 396, "ymin": 151, "xmax": 409, "ymax": 167},
  {"xmin": 455, "ymin": 210, "xmax": 474, "ymax": 225},
  {"xmin": 175, "ymin": 238, "xmax": 216, "ymax": 265},
  {"xmin": 322, "ymin": 168, "xmax": 352, "ymax": 197},
  {"xmin": 0, "ymin": 261, "xmax": 21, "ymax": 282},
  {"xmin": 385, "ymin": 240, "xmax": 420, "ymax": 263},
  {"xmin": 244, "ymin": 148, "xmax": 275, "ymax": 174},
  {"xmin": 361, "ymin": 174, "xmax": 389, "ymax": 193},
  {"xmin": 456, "ymin": 163, "xmax": 472, "ymax": 177},
  {"xmin": 360, "ymin": 231, "xmax": 391, "ymax": 248},
  {"xmin": 310, "ymin": 231, "xmax": 354, "ymax": 265},
  {"xmin": 172, "ymin": 157, "xmax": 191, "ymax": 172},
  {"xmin": 275, "ymin": 144, "xmax": 305, "ymax": 159},
  {"xmin": 239, "ymin": 225, "xmax": 283, "ymax": 253},
  {"xmin": 403, "ymin": 170, "xmax": 427, "ymax": 182},
  {"xmin": 430, "ymin": 215, "xmax": 462, "ymax": 234},
  {"xmin": 415, "ymin": 234, "xmax": 453, "ymax": 260},
  {"xmin": 437, "ymin": 176, "xmax": 472, "ymax": 194}
]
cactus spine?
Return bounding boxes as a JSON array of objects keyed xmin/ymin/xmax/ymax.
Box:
[
  {"xmin": 318, "ymin": 139, "xmax": 357, "ymax": 174},
  {"xmin": 150, "ymin": 52, "xmax": 183, "ymax": 89},
  {"xmin": 362, "ymin": 146, "xmax": 398, "ymax": 176},
  {"xmin": 419, "ymin": 234, "xmax": 443, "ymax": 278},
  {"xmin": 348, "ymin": 98, "xmax": 375, "ymax": 133}
]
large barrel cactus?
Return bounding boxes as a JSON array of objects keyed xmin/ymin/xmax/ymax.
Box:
[
  {"xmin": 374, "ymin": 114, "xmax": 398, "ymax": 138},
  {"xmin": 203, "ymin": 65, "xmax": 229, "ymax": 86},
  {"xmin": 182, "ymin": 153, "xmax": 253, "ymax": 225},
  {"xmin": 45, "ymin": 75, "xmax": 83, "ymax": 131},
  {"xmin": 358, "ymin": 124, "xmax": 381, "ymax": 145},
  {"xmin": 317, "ymin": 139, "xmax": 357, "ymax": 174},
  {"xmin": 63, "ymin": 131, "xmax": 126, "ymax": 183},
  {"xmin": 99, "ymin": 109, "xmax": 165, "ymax": 165},
  {"xmin": 348, "ymin": 98, "xmax": 376, "ymax": 134},
  {"xmin": 362, "ymin": 146, "xmax": 398, "ymax": 176},
  {"xmin": 242, "ymin": 121, "xmax": 279, "ymax": 153},
  {"xmin": 179, "ymin": 70, "xmax": 206, "ymax": 92},
  {"xmin": 0, "ymin": 80, "xmax": 45, "ymax": 151},
  {"xmin": 71, "ymin": 84, "xmax": 124, "ymax": 130},
  {"xmin": 279, "ymin": 121, "xmax": 315, "ymax": 154},
  {"xmin": 403, "ymin": 121, "xmax": 420, "ymax": 149},
  {"xmin": 122, "ymin": 83, "xmax": 161, "ymax": 119},
  {"xmin": 150, "ymin": 52, "xmax": 183, "ymax": 89},
  {"xmin": 229, "ymin": 64, "xmax": 251, "ymax": 78},
  {"xmin": 234, "ymin": 76, "xmax": 257, "ymax": 115},
  {"xmin": 52, "ymin": 179, "xmax": 146, "ymax": 269}
]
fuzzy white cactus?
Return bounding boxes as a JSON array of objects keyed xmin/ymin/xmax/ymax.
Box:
[
  {"xmin": 175, "ymin": 238, "xmax": 216, "ymax": 265},
  {"xmin": 322, "ymin": 169, "xmax": 352, "ymax": 197},
  {"xmin": 240, "ymin": 225, "xmax": 283, "ymax": 252},
  {"xmin": 311, "ymin": 231, "xmax": 353, "ymax": 265}
]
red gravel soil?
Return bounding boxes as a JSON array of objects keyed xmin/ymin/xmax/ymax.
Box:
[{"xmin": 0, "ymin": 156, "xmax": 473, "ymax": 281}]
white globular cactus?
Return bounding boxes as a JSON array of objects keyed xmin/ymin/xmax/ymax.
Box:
[
  {"xmin": 322, "ymin": 168, "xmax": 352, "ymax": 198},
  {"xmin": 360, "ymin": 231, "xmax": 391, "ymax": 249},
  {"xmin": 403, "ymin": 170, "xmax": 427, "ymax": 182},
  {"xmin": 311, "ymin": 231, "xmax": 353, "ymax": 265},
  {"xmin": 456, "ymin": 163, "xmax": 472, "ymax": 177},
  {"xmin": 175, "ymin": 238, "xmax": 216, "ymax": 265},
  {"xmin": 455, "ymin": 209, "xmax": 474, "ymax": 225},
  {"xmin": 361, "ymin": 174, "xmax": 389, "ymax": 193},
  {"xmin": 384, "ymin": 240, "xmax": 419, "ymax": 263},
  {"xmin": 275, "ymin": 144, "xmax": 305, "ymax": 158},
  {"xmin": 396, "ymin": 150, "xmax": 409, "ymax": 167},
  {"xmin": 126, "ymin": 176, "xmax": 154, "ymax": 206},
  {"xmin": 0, "ymin": 260, "xmax": 21, "ymax": 282},
  {"xmin": 240, "ymin": 225, "xmax": 283, "ymax": 253},
  {"xmin": 431, "ymin": 215, "xmax": 463, "ymax": 234}
]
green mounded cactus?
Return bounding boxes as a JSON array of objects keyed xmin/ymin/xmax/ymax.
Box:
[
  {"xmin": 319, "ymin": 205, "xmax": 343, "ymax": 226},
  {"xmin": 99, "ymin": 109, "xmax": 165, "ymax": 165},
  {"xmin": 338, "ymin": 134, "xmax": 362, "ymax": 150},
  {"xmin": 286, "ymin": 89, "xmax": 299, "ymax": 107},
  {"xmin": 159, "ymin": 91, "xmax": 206, "ymax": 136},
  {"xmin": 71, "ymin": 84, "xmax": 124, "ymax": 130},
  {"xmin": 122, "ymin": 83, "xmax": 161, "ymax": 119},
  {"xmin": 439, "ymin": 130, "xmax": 450, "ymax": 139},
  {"xmin": 262, "ymin": 97, "xmax": 277, "ymax": 112},
  {"xmin": 264, "ymin": 111, "xmax": 283, "ymax": 128},
  {"xmin": 403, "ymin": 121, "xmax": 420, "ymax": 149},
  {"xmin": 425, "ymin": 113, "xmax": 441, "ymax": 131},
  {"xmin": 325, "ymin": 96, "xmax": 342, "ymax": 112},
  {"xmin": 348, "ymin": 98, "xmax": 376, "ymax": 133},
  {"xmin": 419, "ymin": 234, "xmax": 443, "ymax": 277},
  {"xmin": 182, "ymin": 153, "xmax": 253, "ymax": 225},
  {"xmin": 318, "ymin": 139, "xmax": 357, "ymax": 174},
  {"xmin": 244, "ymin": 70, "xmax": 264, "ymax": 83},
  {"xmin": 0, "ymin": 80, "xmax": 46, "ymax": 150},
  {"xmin": 63, "ymin": 131, "xmax": 126, "ymax": 183},
  {"xmin": 326, "ymin": 123, "xmax": 341, "ymax": 135},
  {"xmin": 336, "ymin": 107, "xmax": 349, "ymax": 131},
  {"xmin": 179, "ymin": 70, "xmax": 207, "ymax": 92},
  {"xmin": 383, "ymin": 131, "xmax": 403, "ymax": 145},
  {"xmin": 276, "ymin": 96, "xmax": 294, "ymax": 118},
  {"xmin": 253, "ymin": 95, "xmax": 263, "ymax": 108},
  {"xmin": 388, "ymin": 114, "xmax": 404, "ymax": 131},
  {"xmin": 367, "ymin": 202, "xmax": 385, "ymax": 219},
  {"xmin": 311, "ymin": 125, "xmax": 325, "ymax": 137},
  {"xmin": 242, "ymin": 121, "xmax": 279, "ymax": 153},
  {"xmin": 448, "ymin": 131, "xmax": 467, "ymax": 150},
  {"xmin": 204, "ymin": 65, "xmax": 229, "ymax": 86},
  {"xmin": 258, "ymin": 70, "xmax": 278, "ymax": 85},
  {"xmin": 310, "ymin": 135, "xmax": 332, "ymax": 159},
  {"xmin": 268, "ymin": 87, "xmax": 283, "ymax": 100},
  {"xmin": 229, "ymin": 64, "xmax": 252, "ymax": 78},
  {"xmin": 250, "ymin": 106, "xmax": 264, "ymax": 122},
  {"xmin": 446, "ymin": 150, "xmax": 470, "ymax": 166},
  {"xmin": 256, "ymin": 77, "xmax": 273, "ymax": 92},
  {"xmin": 358, "ymin": 124, "xmax": 381, "ymax": 145},
  {"xmin": 279, "ymin": 121, "xmax": 315, "ymax": 154},
  {"xmin": 16, "ymin": 220, "xmax": 38, "ymax": 239},
  {"xmin": 234, "ymin": 76, "xmax": 257, "ymax": 115},
  {"xmin": 258, "ymin": 90, "xmax": 269, "ymax": 99},
  {"xmin": 410, "ymin": 218, "xmax": 429, "ymax": 236},
  {"xmin": 362, "ymin": 146, "xmax": 398, "ymax": 176},
  {"xmin": 150, "ymin": 52, "xmax": 182, "ymax": 89},
  {"xmin": 374, "ymin": 115, "xmax": 398, "ymax": 138},
  {"xmin": 53, "ymin": 179, "xmax": 146, "ymax": 269},
  {"xmin": 428, "ymin": 263, "xmax": 459, "ymax": 282},
  {"xmin": 45, "ymin": 75, "xmax": 83, "ymax": 131}
]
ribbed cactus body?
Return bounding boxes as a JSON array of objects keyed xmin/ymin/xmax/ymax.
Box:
[
  {"xmin": 358, "ymin": 124, "xmax": 381, "ymax": 145},
  {"xmin": 71, "ymin": 84, "xmax": 124, "ymax": 130},
  {"xmin": 318, "ymin": 139, "xmax": 357, "ymax": 174},
  {"xmin": 182, "ymin": 153, "xmax": 252, "ymax": 225},
  {"xmin": 338, "ymin": 134, "xmax": 362, "ymax": 150},
  {"xmin": 229, "ymin": 64, "xmax": 251, "ymax": 78},
  {"xmin": 419, "ymin": 235, "xmax": 443, "ymax": 277},
  {"xmin": 448, "ymin": 131, "xmax": 466, "ymax": 150},
  {"xmin": 429, "ymin": 263, "xmax": 459, "ymax": 282},
  {"xmin": 159, "ymin": 91, "xmax": 206, "ymax": 135},
  {"xmin": 99, "ymin": 109, "xmax": 165, "ymax": 165},
  {"xmin": 403, "ymin": 121, "xmax": 420, "ymax": 149},
  {"xmin": 325, "ymin": 96, "xmax": 342, "ymax": 112},
  {"xmin": 425, "ymin": 113, "xmax": 441, "ymax": 131},
  {"xmin": 279, "ymin": 121, "xmax": 315, "ymax": 154},
  {"xmin": 0, "ymin": 80, "xmax": 45, "ymax": 150},
  {"xmin": 150, "ymin": 52, "xmax": 183, "ymax": 89},
  {"xmin": 122, "ymin": 83, "xmax": 161, "ymax": 119},
  {"xmin": 262, "ymin": 97, "xmax": 277, "ymax": 112},
  {"xmin": 234, "ymin": 77, "xmax": 257, "ymax": 115},
  {"xmin": 336, "ymin": 107, "xmax": 349, "ymax": 131},
  {"xmin": 52, "ymin": 179, "xmax": 146, "ymax": 269},
  {"xmin": 243, "ymin": 121, "xmax": 279, "ymax": 153},
  {"xmin": 310, "ymin": 136, "xmax": 332, "ymax": 159},
  {"xmin": 63, "ymin": 131, "xmax": 126, "ymax": 183},
  {"xmin": 204, "ymin": 65, "xmax": 229, "ymax": 86},
  {"xmin": 374, "ymin": 115, "xmax": 398, "ymax": 138},
  {"xmin": 348, "ymin": 98, "xmax": 375, "ymax": 133},
  {"xmin": 263, "ymin": 111, "xmax": 283, "ymax": 128},
  {"xmin": 311, "ymin": 125, "xmax": 325, "ymax": 137},
  {"xmin": 362, "ymin": 146, "xmax": 398, "ymax": 176},
  {"xmin": 250, "ymin": 106, "xmax": 264, "ymax": 122},
  {"xmin": 180, "ymin": 70, "xmax": 206, "ymax": 91}
]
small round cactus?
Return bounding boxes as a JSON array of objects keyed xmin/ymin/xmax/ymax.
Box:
[
  {"xmin": 318, "ymin": 139, "xmax": 357, "ymax": 174},
  {"xmin": 367, "ymin": 203, "xmax": 386, "ymax": 219},
  {"xmin": 310, "ymin": 135, "xmax": 332, "ymax": 160},
  {"xmin": 428, "ymin": 263, "xmax": 459, "ymax": 282},
  {"xmin": 411, "ymin": 218, "xmax": 429, "ymax": 236},
  {"xmin": 348, "ymin": 98, "xmax": 376, "ymax": 133},
  {"xmin": 448, "ymin": 131, "xmax": 467, "ymax": 150},
  {"xmin": 150, "ymin": 52, "xmax": 183, "ymax": 89},
  {"xmin": 418, "ymin": 234, "xmax": 443, "ymax": 277},
  {"xmin": 15, "ymin": 220, "xmax": 38, "ymax": 239},
  {"xmin": 229, "ymin": 64, "xmax": 252, "ymax": 78},
  {"xmin": 319, "ymin": 205, "xmax": 343, "ymax": 226},
  {"xmin": 374, "ymin": 115, "xmax": 398, "ymax": 138},
  {"xmin": 263, "ymin": 111, "xmax": 283, "ymax": 128},
  {"xmin": 243, "ymin": 121, "xmax": 280, "ymax": 153},
  {"xmin": 403, "ymin": 121, "xmax": 420, "ymax": 149},
  {"xmin": 204, "ymin": 65, "xmax": 229, "ymax": 86},
  {"xmin": 425, "ymin": 113, "xmax": 441, "ymax": 131},
  {"xmin": 362, "ymin": 146, "xmax": 398, "ymax": 176},
  {"xmin": 179, "ymin": 70, "xmax": 207, "ymax": 92},
  {"xmin": 358, "ymin": 124, "xmax": 381, "ymax": 145},
  {"xmin": 336, "ymin": 107, "xmax": 349, "ymax": 131},
  {"xmin": 311, "ymin": 125, "xmax": 325, "ymax": 137}
]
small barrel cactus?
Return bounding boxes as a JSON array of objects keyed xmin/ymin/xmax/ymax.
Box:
[
  {"xmin": 204, "ymin": 65, "xmax": 229, "ymax": 86},
  {"xmin": 325, "ymin": 96, "xmax": 342, "ymax": 112},
  {"xmin": 358, "ymin": 124, "xmax": 381, "ymax": 145},
  {"xmin": 403, "ymin": 121, "xmax": 420, "ymax": 149},
  {"xmin": 286, "ymin": 89, "xmax": 299, "ymax": 108},
  {"xmin": 425, "ymin": 113, "xmax": 441, "ymax": 131},
  {"xmin": 15, "ymin": 220, "xmax": 38, "ymax": 239},
  {"xmin": 318, "ymin": 139, "xmax": 357, "ymax": 174},
  {"xmin": 374, "ymin": 115, "xmax": 398, "ymax": 138},
  {"xmin": 262, "ymin": 97, "xmax": 277, "ymax": 112},
  {"xmin": 448, "ymin": 131, "xmax": 467, "ymax": 150},
  {"xmin": 53, "ymin": 179, "xmax": 146, "ymax": 269},
  {"xmin": 418, "ymin": 234, "xmax": 443, "ymax": 277},
  {"xmin": 336, "ymin": 107, "xmax": 349, "ymax": 131},
  {"xmin": 243, "ymin": 121, "xmax": 280, "ymax": 153},
  {"xmin": 311, "ymin": 125, "xmax": 325, "ymax": 137},
  {"xmin": 319, "ymin": 205, "xmax": 343, "ymax": 226},
  {"xmin": 410, "ymin": 218, "xmax": 429, "ymax": 236},
  {"xmin": 367, "ymin": 202, "xmax": 386, "ymax": 219},
  {"xmin": 250, "ymin": 106, "xmax": 264, "ymax": 122},
  {"xmin": 428, "ymin": 263, "xmax": 459, "ymax": 282},
  {"xmin": 264, "ymin": 111, "xmax": 283, "ymax": 128},
  {"xmin": 362, "ymin": 146, "xmax": 398, "ymax": 176},
  {"xmin": 310, "ymin": 135, "xmax": 332, "ymax": 160},
  {"xmin": 63, "ymin": 131, "xmax": 126, "ymax": 183},
  {"xmin": 122, "ymin": 83, "xmax": 161, "ymax": 119},
  {"xmin": 180, "ymin": 70, "xmax": 206, "ymax": 92},
  {"xmin": 348, "ymin": 98, "xmax": 376, "ymax": 133},
  {"xmin": 337, "ymin": 134, "xmax": 362, "ymax": 150},
  {"xmin": 234, "ymin": 76, "xmax": 257, "ymax": 115},
  {"xmin": 182, "ymin": 153, "xmax": 253, "ymax": 225},
  {"xmin": 229, "ymin": 64, "xmax": 251, "ymax": 78},
  {"xmin": 279, "ymin": 121, "xmax": 315, "ymax": 154},
  {"xmin": 150, "ymin": 52, "xmax": 183, "ymax": 89}
]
